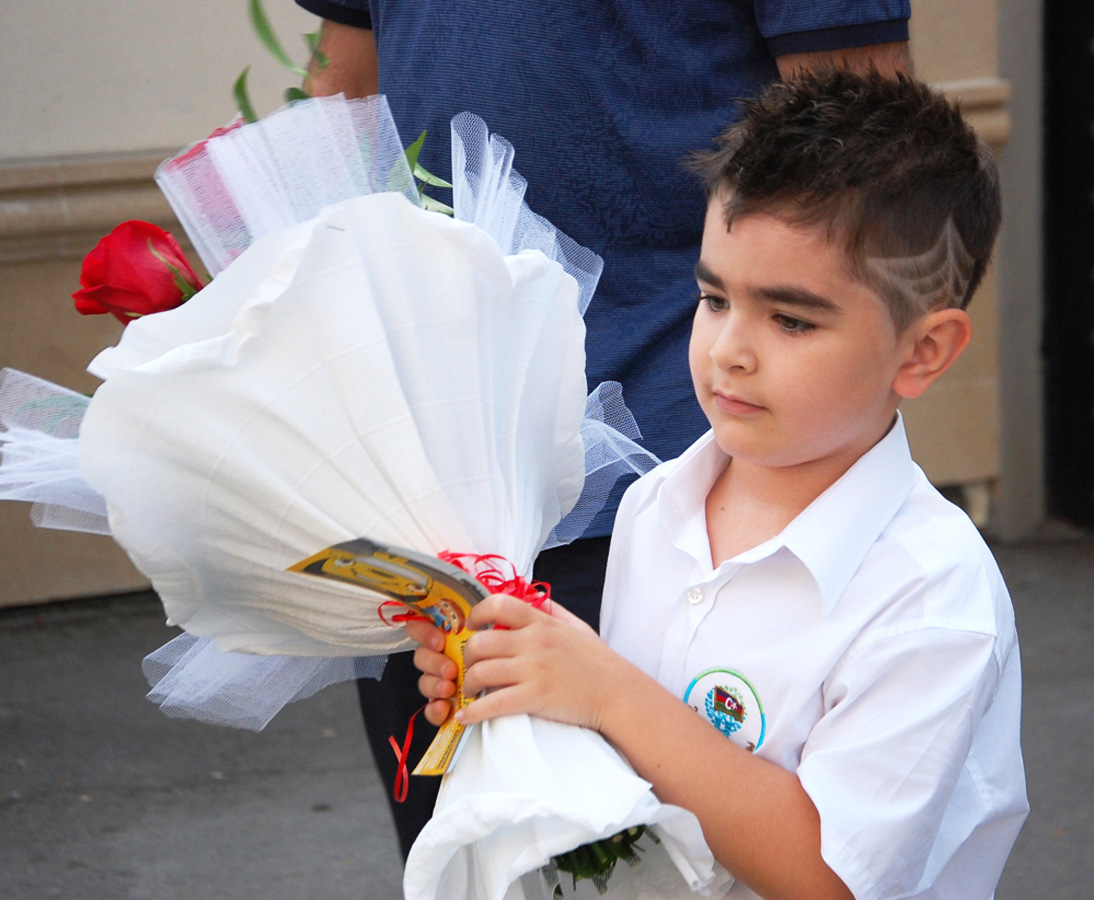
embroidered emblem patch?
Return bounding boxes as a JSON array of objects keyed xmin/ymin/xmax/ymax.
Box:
[{"xmin": 684, "ymin": 668, "xmax": 765, "ymax": 752}]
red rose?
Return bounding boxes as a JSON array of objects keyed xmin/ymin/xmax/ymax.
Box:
[{"xmin": 73, "ymin": 220, "xmax": 205, "ymax": 324}]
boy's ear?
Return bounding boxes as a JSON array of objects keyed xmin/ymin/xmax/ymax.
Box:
[{"xmin": 892, "ymin": 308, "xmax": 973, "ymax": 400}]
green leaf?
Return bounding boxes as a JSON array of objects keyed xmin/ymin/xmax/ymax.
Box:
[
  {"xmin": 304, "ymin": 31, "xmax": 329, "ymax": 69},
  {"xmin": 549, "ymin": 827, "xmax": 654, "ymax": 894},
  {"xmin": 589, "ymin": 841, "xmax": 611, "ymax": 866},
  {"xmin": 249, "ymin": 0, "xmax": 307, "ymax": 78},
  {"xmin": 233, "ymin": 67, "xmax": 259, "ymax": 124},
  {"xmin": 403, "ymin": 130, "xmax": 454, "ymax": 216},
  {"xmin": 284, "ymin": 86, "xmax": 310, "ymax": 103},
  {"xmin": 414, "ymin": 162, "xmax": 453, "ymax": 189},
  {"xmin": 404, "ymin": 130, "xmax": 427, "ymax": 176},
  {"xmin": 420, "ymin": 195, "xmax": 455, "ymax": 216}
]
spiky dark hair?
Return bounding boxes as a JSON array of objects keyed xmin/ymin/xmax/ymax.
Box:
[{"xmin": 691, "ymin": 69, "xmax": 1001, "ymax": 331}]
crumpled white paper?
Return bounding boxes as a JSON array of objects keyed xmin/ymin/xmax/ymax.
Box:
[
  {"xmin": 78, "ymin": 190, "xmax": 587, "ymax": 658},
  {"xmin": 404, "ymin": 714, "xmax": 734, "ymax": 900}
]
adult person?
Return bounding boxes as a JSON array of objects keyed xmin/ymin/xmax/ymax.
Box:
[{"xmin": 293, "ymin": 0, "xmax": 912, "ymax": 859}]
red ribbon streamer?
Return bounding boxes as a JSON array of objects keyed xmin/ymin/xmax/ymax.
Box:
[
  {"xmin": 388, "ymin": 705, "xmax": 426, "ymax": 805},
  {"xmin": 437, "ymin": 551, "xmax": 552, "ymax": 615}
]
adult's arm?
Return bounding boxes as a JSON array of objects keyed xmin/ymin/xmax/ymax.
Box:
[
  {"xmin": 775, "ymin": 40, "xmax": 911, "ymax": 79},
  {"xmin": 763, "ymin": 12, "xmax": 912, "ymax": 79},
  {"xmin": 303, "ymin": 18, "xmax": 378, "ymax": 98},
  {"xmin": 295, "ymin": 1, "xmax": 376, "ymax": 98}
]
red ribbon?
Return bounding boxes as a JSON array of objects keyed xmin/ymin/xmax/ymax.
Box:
[
  {"xmin": 385, "ymin": 551, "xmax": 553, "ymax": 802},
  {"xmin": 437, "ymin": 551, "xmax": 552, "ymax": 615},
  {"xmin": 377, "ymin": 599, "xmax": 431, "ymax": 627},
  {"xmin": 388, "ymin": 704, "xmax": 426, "ymax": 805}
]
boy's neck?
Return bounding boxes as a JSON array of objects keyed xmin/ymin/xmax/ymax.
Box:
[{"xmin": 704, "ymin": 453, "xmax": 858, "ymax": 567}]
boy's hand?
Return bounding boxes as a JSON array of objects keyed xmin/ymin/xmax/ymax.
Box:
[
  {"xmin": 406, "ymin": 617, "xmax": 460, "ymax": 727},
  {"xmin": 408, "ymin": 592, "xmax": 620, "ymax": 731}
]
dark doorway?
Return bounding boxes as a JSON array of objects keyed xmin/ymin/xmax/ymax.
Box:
[{"xmin": 1044, "ymin": 3, "xmax": 1094, "ymax": 526}]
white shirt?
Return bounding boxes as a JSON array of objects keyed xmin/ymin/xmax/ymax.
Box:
[{"xmin": 601, "ymin": 415, "xmax": 1028, "ymax": 900}]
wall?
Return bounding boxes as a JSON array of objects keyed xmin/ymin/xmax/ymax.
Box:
[
  {"xmin": 0, "ymin": 1, "xmax": 316, "ymax": 606},
  {"xmin": 904, "ymin": 0, "xmax": 1016, "ymax": 528},
  {"xmin": 1, "ymin": 2, "xmax": 316, "ymax": 159},
  {"xmin": 994, "ymin": 0, "xmax": 1046, "ymax": 539}
]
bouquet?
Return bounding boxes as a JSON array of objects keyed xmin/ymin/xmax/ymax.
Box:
[{"xmin": 0, "ymin": 93, "xmax": 729, "ymax": 899}]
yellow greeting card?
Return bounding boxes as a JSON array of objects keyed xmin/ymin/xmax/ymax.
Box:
[{"xmin": 288, "ymin": 538, "xmax": 487, "ymax": 776}]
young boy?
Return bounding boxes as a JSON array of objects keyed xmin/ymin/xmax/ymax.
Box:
[{"xmin": 410, "ymin": 70, "xmax": 1028, "ymax": 899}]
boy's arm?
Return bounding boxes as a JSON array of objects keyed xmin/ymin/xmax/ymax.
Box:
[{"xmin": 410, "ymin": 597, "xmax": 854, "ymax": 900}]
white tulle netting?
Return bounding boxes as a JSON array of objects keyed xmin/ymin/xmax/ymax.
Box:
[
  {"xmin": 141, "ymin": 633, "xmax": 386, "ymax": 731},
  {"xmin": 0, "ymin": 95, "xmax": 658, "ymax": 729},
  {"xmin": 156, "ymin": 94, "xmax": 419, "ymax": 278},
  {"xmin": 449, "ymin": 111, "xmax": 603, "ymax": 316},
  {"xmin": 0, "ymin": 369, "xmax": 109, "ymax": 534}
]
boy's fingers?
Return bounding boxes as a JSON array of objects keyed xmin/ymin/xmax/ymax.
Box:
[
  {"xmin": 413, "ymin": 644, "xmax": 458, "ymax": 681},
  {"xmin": 460, "ymin": 653, "xmax": 524, "ymax": 698},
  {"xmin": 463, "ymin": 624, "xmax": 527, "ymax": 669},
  {"xmin": 417, "ymin": 669, "xmax": 457, "ymax": 702},
  {"xmin": 456, "ymin": 683, "xmax": 528, "ymax": 726},
  {"xmin": 423, "ymin": 698, "xmax": 454, "ymax": 728},
  {"xmin": 466, "ymin": 592, "xmax": 542, "ymax": 631},
  {"xmin": 405, "ymin": 617, "xmax": 446, "ymax": 653}
]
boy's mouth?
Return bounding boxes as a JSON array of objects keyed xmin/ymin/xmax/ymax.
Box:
[{"xmin": 712, "ymin": 391, "xmax": 765, "ymax": 415}]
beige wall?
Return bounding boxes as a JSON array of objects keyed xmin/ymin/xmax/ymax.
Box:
[
  {"xmin": 1, "ymin": 2, "xmax": 315, "ymax": 159},
  {"xmin": 1, "ymin": 1, "xmax": 318, "ymax": 606},
  {"xmin": 907, "ymin": 0, "xmax": 1044, "ymax": 539},
  {"xmin": 903, "ymin": 0, "xmax": 1014, "ymax": 527}
]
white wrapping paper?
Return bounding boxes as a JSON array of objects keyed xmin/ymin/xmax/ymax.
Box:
[
  {"xmin": 78, "ymin": 190, "xmax": 587, "ymax": 657},
  {"xmin": 404, "ymin": 715, "xmax": 733, "ymax": 900}
]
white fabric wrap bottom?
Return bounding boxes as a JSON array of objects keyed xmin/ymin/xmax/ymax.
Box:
[
  {"xmin": 78, "ymin": 191, "xmax": 587, "ymax": 658},
  {"xmin": 404, "ymin": 714, "xmax": 733, "ymax": 900}
]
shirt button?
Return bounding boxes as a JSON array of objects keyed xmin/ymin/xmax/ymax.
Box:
[{"xmin": 686, "ymin": 587, "xmax": 704, "ymax": 605}]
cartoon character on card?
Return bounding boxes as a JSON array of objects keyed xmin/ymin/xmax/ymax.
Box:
[{"xmin": 417, "ymin": 597, "xmax": 467, "ymax": 635}]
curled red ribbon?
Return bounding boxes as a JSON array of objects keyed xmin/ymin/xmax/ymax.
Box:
[
  {"xmin": 437, "ymin": 551, "xmax": 552, "ymax": 615},
  {"xmin": 385, "ymin": 551, "xmax": 552, "ymax": 802}
]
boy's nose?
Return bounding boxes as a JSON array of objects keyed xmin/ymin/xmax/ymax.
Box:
[{"xmin": 709, "ymin": 315, "xmax": 758, "ymax": 373}]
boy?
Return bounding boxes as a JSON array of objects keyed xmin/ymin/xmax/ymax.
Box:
[{"xmin": 410, "ymin": 70, "xmax": 1028, "ymax": 899}]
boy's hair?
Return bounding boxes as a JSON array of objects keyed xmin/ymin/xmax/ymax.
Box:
[{"xmin": 692, "ymin": 69, "xmax": 1002, "ymax": 332}]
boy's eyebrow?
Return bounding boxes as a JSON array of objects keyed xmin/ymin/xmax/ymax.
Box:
[
  {"xmin": 694, "ymin": 260, "xmax": 723, "ymax": 288},
  {"xmin": 694, "ymin": 260, "xmax": 840, "ymax": 313},
  {"xmin": 755, "ymin": 286, "xmax": 841, "ymax": 313}
]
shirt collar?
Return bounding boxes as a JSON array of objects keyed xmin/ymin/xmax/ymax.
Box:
[
  {"xmin": 657, "ymin": 413, "xmax": 919, "ymax": 614},
  {"xmin": 658, "ymin": 430, "xmax": 729, "ymax": 571},
  {"xmin": 779, "ymin": 413, "xmax": 919, "ymax": 614}
]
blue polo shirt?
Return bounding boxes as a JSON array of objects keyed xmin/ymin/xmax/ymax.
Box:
[{"xmin": 295, "ymin": 0, "xmax": 909, "ymax": 536}]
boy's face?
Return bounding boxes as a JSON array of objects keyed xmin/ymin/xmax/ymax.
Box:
[{"xmin": 690, "ymin": 201, "xmax": 916, "ymax": 477}]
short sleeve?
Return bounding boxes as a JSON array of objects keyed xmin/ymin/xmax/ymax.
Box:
[
  {"xmin": 797, "ymin": 625, "xmax": 1002, "ymax": 899},
  {"xmin": 295, "ymin": 0, "xmax": 372, "ymax": 29},
  {"xmin": 754, "ymin": 1, "xmax": 910, "ymax": 59}
]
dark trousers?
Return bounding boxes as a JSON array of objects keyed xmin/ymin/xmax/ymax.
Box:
[{"xmin": 355, "ymin": 535, "xmax": 613, "ymax": 859}]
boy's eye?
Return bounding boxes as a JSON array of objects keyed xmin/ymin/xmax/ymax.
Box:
[
  {"xmin": 698, "ymin": 292, "xmax": 728, "ymax": 312},
  {"xmin": 773, "ymin": 313, "xmax": 815, "ymax": 335}
]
